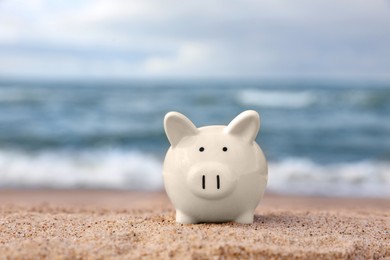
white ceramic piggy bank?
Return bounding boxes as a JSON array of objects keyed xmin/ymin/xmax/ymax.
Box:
[{"xmin": 163, "ymin": 110, "xmax": 268, "ymax": 224}]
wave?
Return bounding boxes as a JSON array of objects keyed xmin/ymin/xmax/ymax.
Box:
[
  {"xmin": 268, "ymin": 158, "xmax": 390, "ymax": 198},
  {"xmin": 238, "ymin": 90, "xmax": 316, "ymax": 108},
  {"xmin": 0, "ymin": 150, "xmax": 389, "ymax": 198},
  {"xmin": 0, "ymin": 149, "xmax": 163, "ymax": 190}
]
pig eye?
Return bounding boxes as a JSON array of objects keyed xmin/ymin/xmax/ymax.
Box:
[
  {"xmin": 222, "ymin": 147, "xmax": 228, "ymax": 152},
  {"xmin": 199, "ymin": 147, "xmax": 205, "ymax": 152}
]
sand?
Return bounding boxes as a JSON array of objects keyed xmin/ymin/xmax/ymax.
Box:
[{"xmin": 0, "ymin": 190, "xmax": 389, "ymax": 259}]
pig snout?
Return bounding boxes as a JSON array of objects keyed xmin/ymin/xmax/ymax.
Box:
[{"xmin": 187, "ymin": 162, "xmax": 237, "ymax": 200}]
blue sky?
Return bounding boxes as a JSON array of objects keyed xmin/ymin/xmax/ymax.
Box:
[{"xmin": 0, "ymin": 0, "xmax": 389, "ymax": 79}]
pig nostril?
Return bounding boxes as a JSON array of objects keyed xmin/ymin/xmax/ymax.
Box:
[
  {"xmin": 202, "ymin": 175, "xmax": 205, "ymax": 189},
  {"xmin": 217, "ymin": 175, "xmax": 220, "ymax": 189}
]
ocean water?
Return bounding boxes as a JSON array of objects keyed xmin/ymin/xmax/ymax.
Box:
[{"xmin": 0, "ymin": 79, "xmax": 389, "ymax": 197}]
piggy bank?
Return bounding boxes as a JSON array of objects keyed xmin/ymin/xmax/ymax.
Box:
[{"xmin": 163, "ymin": 110, "xmax": 268, "ymax": 224}]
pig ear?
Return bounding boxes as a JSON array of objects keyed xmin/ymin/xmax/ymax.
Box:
[
  {"xmin": 224, "ymin": 110, "xmax": 260, "ymax": 143},
  {"xmin": 164, "ymin": 111, "xmax": 198, "ymax": 147}
]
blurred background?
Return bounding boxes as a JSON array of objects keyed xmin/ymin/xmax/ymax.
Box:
[{"xmin": 0, "ymin": 0, "xmax": 389, "ymax": 197}]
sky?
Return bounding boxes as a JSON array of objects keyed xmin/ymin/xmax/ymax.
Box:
[{"xmin": 0, "ymin": 0, "xmax": 389, "ymax": 79}]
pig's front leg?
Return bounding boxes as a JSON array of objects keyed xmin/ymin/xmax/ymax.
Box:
[
  {"xmin": 235, "ymin": 210, "xmax": 254, "ymax": 224},
  {"xmin": 176, "ymin": 210, "xmax": 198, "ymax": 224}
]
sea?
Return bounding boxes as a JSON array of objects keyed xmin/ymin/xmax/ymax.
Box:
[{"xmin": 0, "ymin": 79, "xmax": 389, "ymax": 197}]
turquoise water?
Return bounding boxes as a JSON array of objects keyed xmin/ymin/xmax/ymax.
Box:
[{"xmin": 0, "ymin": 79, "xmax": 389, "ymax": 196}]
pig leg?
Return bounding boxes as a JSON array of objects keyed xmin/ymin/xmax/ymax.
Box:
[
  {"xmin": 176, "ymin": 210, "xmax": 197, "ymax": 224},
  {"xmin": 235, "ymin": 211, "xmax": 254, "ymax": 224}
]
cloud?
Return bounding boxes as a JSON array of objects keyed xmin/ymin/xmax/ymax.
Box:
[
  {"xmin": 0, "ymin": 51, "xmax": 142, "ymax": 78},
  {"xmin": 0, "ymin": 0, "xmax": 389, "ymax": 79},
  {"xmin": 143, "ymin": 43, "xmax": 214, "ymax": 76}
]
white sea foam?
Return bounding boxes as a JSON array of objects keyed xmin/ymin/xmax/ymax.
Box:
[
  {"xmin": 0, "ymin": 149, "xmax": 163, "ymax": 190},
  {"xmin": 268, "ymin": 158, "xmax": 390, "ymax": 197},
  {"xmin": 238, "ymin": 89, "xmax": 316, "ymax": 108},
  {"xmin": 0, "ymin": 150, "xmax": 389, "ymax": 197}
]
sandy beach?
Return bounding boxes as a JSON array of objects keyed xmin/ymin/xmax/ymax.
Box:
[{"xmin": 0, "ymin": 190, "xmax": 389, "ymax": 259}]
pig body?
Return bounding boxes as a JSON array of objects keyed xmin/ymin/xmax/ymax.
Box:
[{"xmin": 163, "ymin": 110, "xmax": 268, "ymax": 224}]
